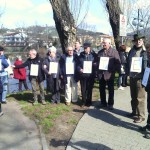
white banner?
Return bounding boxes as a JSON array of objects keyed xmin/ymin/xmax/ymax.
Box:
[
  {"xmin": 30, "ymin": 64, "xmax": 39, "ymax": 76},
  {"xmin": 119, "ymin": 14, "xmax": 127, "ymax": 36}
]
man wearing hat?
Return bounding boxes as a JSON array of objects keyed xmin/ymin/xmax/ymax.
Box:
[
  {"xmin": 127, "ymin": 34, "xmax": 147, "ymax": 123},
  {"xmin": 77, "ymin": 42, "xmax": 97, "ymax": 107}
]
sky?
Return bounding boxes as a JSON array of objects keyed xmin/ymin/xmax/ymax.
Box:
[{"xmin": 0, "ymin": 0, "xmax": 113, "ymax": 35}]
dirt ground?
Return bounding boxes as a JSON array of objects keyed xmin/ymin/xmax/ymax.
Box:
[{"xmin": 46, "ymin": 104, "xmax": 88, "ymax": 150}]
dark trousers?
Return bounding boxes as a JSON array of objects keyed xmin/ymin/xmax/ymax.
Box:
[
  {"xmin": 51, "ymin": 78, "xmax": 60, "ymax": 102},
  {"xmin": 99, "ymin": 76, "xmax": 114, "ymax": 106},
  {"xmin": 0, "ymin": 94, "xmax": 2, "ymax": 112},
  {"xmin": 130, "ymin": 77, "xmax": 145, "ymax": 119},
  {"xmin": 147, "ymin": 92, "xmax": 150, "ymax": 126},
  {"xmin": 80, "ymin": 76, "xmax": 94, "ymax": 104},
  {"xmin": 19, "ymin": 79, "xmax": 28, "ymax": 91}
]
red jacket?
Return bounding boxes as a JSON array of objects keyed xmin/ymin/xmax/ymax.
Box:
[{"xmin": 14, "ymin": 60, "xmax": 27, "ymax": 80}]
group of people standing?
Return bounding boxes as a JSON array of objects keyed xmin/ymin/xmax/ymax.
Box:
[{"xmin": 0, "ymin": 34, "xmax": 150, "ymax": 139}]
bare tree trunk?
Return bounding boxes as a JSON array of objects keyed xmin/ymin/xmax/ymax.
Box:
[
  {"xmin": 49, "ymin": 0, "xmax": 76, "ymax": 53},
  {"xmin": 106, "ymin": 0, "xmax": 122, "ymax": 50}
]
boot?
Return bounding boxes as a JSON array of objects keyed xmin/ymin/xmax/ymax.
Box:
[
  {"xmin": 0, "ymin": 104, "xmax": 4, "ymax": 117},
  {"xmin": 41, "ymin": 100, "xmax": 46, "ymax": 105}
]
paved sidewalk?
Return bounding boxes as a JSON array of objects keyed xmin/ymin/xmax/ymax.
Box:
[
  {"xmin": 0, "ymin": 101, "xmax": 42, "ymax": 150},
  {"xmin": 67, "ymin": 86, "xmax": 150, "ymax": 150}
]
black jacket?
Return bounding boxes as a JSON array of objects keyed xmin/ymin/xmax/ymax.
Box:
[
  {"xmin": 77, "ymin": 51, "xmax": 97, "ymax": 79},
  {"xmin": 15, "ymin": 54, "xmax": 45, "ymax": 82},
  {"xmin": 43, "ymin": 55, "xmax": 61, "ymax": 92}
]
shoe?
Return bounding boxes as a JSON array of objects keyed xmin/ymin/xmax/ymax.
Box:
[
  {"xmin": 118, "ymin": 86, "xmax": 124, "ymax": 90},
  {"xmin": 41, "ymin": 100, "xmax": 46, "ymax": 105},
  {"xmin": 134, "ymin": 118, "xmax": 145, "ymax": 123},
  {"xmin": 0, "ymin": 112, "xmax": 4, "ymax": 117},
  {"xmin": 33, "ymin": 101, "xmax": 38, "ymax": 105},
  {"xmin": 108, "ymin": 105, "xmax": 114, "ymax": 110},
  {"xmin": 65, "ymin": 102, "xmax": 70, "ymax": 106},
  {"xmin": 126, "ymin": 113, "xmax": 138, "ymax": 119},
  {"xmin": 1, "ymin": 101, "xmax": 7, "ymax": 104},
  {"xmin": 122, "ymin": 84, "xmax": 127, "ymax": 87},
  {"xmin": 145, "ymin": 129, "xmax": 150, "ymax": 139},
  {"xmin": 99, "ymin": 103, "xmax": 107, "ymax": 108},
  {"xmin": 139, "ymin": 126, "xmax": 147, "ymax": 132}
]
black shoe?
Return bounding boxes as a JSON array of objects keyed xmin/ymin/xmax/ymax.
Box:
[
  {"xmin": 122, "ymin": 84, "xmax": 127, "ymax": 87},
  {"xmin": 126, "ymin": 113, "xmax": 138, "ymax": 119},
  {"xmin": 1, "ymin": 101, "xmax": 7, "ymax": 104},
  {"xmin": 108, "ymin": 105, "xmax": 114, "ymax": 110},
  {"xmin": 144, "ymin": 129, "xmax": 150, "ymax": 139},
  {"xmin": 139, "ymin": 126, "xmax": 147, "ymax": 132},
  {"xmin": 134, "ymin": 118, "xmax": 145, "ymax": 123}
]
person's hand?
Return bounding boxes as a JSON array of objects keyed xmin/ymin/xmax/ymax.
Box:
[
  {"xmin": 60, "ymin": 75, "xmax": 63, "ymax": 79},
  {"xmin": 11, "ymin": 65, "xmax": 15, "ymax": 68},
  {"xmin": 80, "ymin": 69, "xmax": 83, "ymax": 73},
  {"xmin": 9, "ymin": 74, "xmax": 14, "ymax": 79},
  {"xmin": 43, "ymin": 65, "xmax": 47, "ymax": 69},
  {"xmin": 48, "ymin": 72, "xmax": 51, "ymax": 75}
]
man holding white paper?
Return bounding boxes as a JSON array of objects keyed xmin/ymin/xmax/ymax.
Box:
[
  {"xmin": 127, "ymin": 34, "xmax": 147, "ymax": 123},
  {"xmin": 13, "ymin": 49, "xmax": 46, "ymax": 105},
  {"xmin": 59, "ymin": 46, "xmax": 79, "ymax": 106},
  {"xmin": 43, "ymin": 46, "xmax": 61, "ymax": 104},
  {"xmin": 97, "ymin": 38, "xmax": 121, "ymax": 110},
  {"xmin": 77, "ymin": 42, "xmax": 97, "ymax": 107}
]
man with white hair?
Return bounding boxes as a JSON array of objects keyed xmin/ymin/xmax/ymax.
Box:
[
  {"xmin": 59, "ymin": 46, "xmax": 79, "ymax": 106},
  {"xmin": 97, "ymin": 38, "xmax": 121, "ymax": 110},
  {"xmin": 13, "ymin": 49, "xmax": 46, "ymax": 105},
  {"xmin": 43, "ymin": 46, "xmax": 61, "ymax": 104}
]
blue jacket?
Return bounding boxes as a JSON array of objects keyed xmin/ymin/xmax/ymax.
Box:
[{"xmin": 0, "ymin": 55, "xmax": 9, "ymax": 72}]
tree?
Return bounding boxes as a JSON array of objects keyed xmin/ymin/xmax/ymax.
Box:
[
  {"xmin": 103, "ymin": 0, "xmax": 122, "ymax": 50},
  {"xmin": 49, "ymin": 0, "xmax": 76, "ymax": 53}
]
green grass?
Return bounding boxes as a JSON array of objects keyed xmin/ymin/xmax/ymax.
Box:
[{"xmin": 7, "ymin": 91, "xmax": 72, "ymax": 133}]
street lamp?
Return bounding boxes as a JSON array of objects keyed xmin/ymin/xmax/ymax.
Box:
[{"xmin": 132, "ymin": 9, "xmax": 144, "ymax": 34}]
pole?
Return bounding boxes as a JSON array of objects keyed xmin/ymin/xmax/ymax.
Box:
[{"xmin": 137, "ymin": 9, "xmax": 139, "ymax": 34}]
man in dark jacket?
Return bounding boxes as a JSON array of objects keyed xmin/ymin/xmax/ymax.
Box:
[
  {"xmin": 43, "ymin": 46, "xmax": 61, "ymax": 104},
  {"xmin": 77, "ymin": 42, "xmax": 97, "ymax": 107},
  {"xmin": 59, "ymin": 46, "xmax": 79, "ymax": 106},
  {"xmin": 139, "ymin": 43, "xmax": 150, "ymax": 139},
  {"xmin": 97, "ymin": 38, "xmax": 121, "ymax": 110},
  {"xmin": 13, "ymin": 49, "xmax": 46, "ymax": 105},
  {"xmin": 127, "ymin": 34, "xmax": 147, "ymax": 123}
]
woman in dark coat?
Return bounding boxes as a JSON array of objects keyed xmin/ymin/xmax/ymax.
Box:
[
  {"xmin": 14, "ymin": 56, "xmax": 29, "ymax": 91},
  {"xmin": 43, "ymin": 46, "xmax": 61, "ymax": 104}
]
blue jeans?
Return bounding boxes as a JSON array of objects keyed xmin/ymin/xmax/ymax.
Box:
[{"xmin": 0, "ymin": 75, "xmax": 8, "ymax": 102}]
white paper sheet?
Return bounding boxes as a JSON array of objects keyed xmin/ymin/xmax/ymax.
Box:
[
  {"xmin": 66, "ymin": 62, "xmax": 74, "ymax": 74},
  {"xmin": 49, "ymin": 62, "xmax": 58, "ymax": 74},
  {"xmin": 30, "ymin": 64, "xmax": 39, "ymax": 76},
  {"xmin": 142, "ymin": 67, "xmax": 150, "ymax": 87},
  {"xmin": 99, "ymin": 57, "xmax": 109, "ymax": 70},
  {"xmin": 130, "ymin": 57, "xmax": 142, "ymax": 73},
  {"xmin": 83, "ymin": 61, "xmax": 92, "ymax": 73}
]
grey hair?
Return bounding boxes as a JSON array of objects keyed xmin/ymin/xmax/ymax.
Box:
[{"xmin": 30, "ymin": 49, "xmax": 37, "ymax": 55}]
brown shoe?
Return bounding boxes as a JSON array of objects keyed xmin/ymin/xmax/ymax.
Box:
[
  {"xmin": 134, "ymin": 118, "xmax": 145, "ymax": 123},
  {"xmin": 65, "ymin": 102, "xmax": 70, "ymax": 106},
  {"xmin": 41, "ymin": 100, "xmax": 46, "ymax": 105}
]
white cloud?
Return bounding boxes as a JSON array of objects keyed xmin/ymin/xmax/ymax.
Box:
[
  {"xmin": 84, "ymin": 12, "xmax": 112, "ymax": 34},
  {"xmin": 29, "ymin": 3, "xmax": 52, "ymax": 14},
  {"xmin": 0, "ymin": 0, "xmax": 34, "ymax": 10}
]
